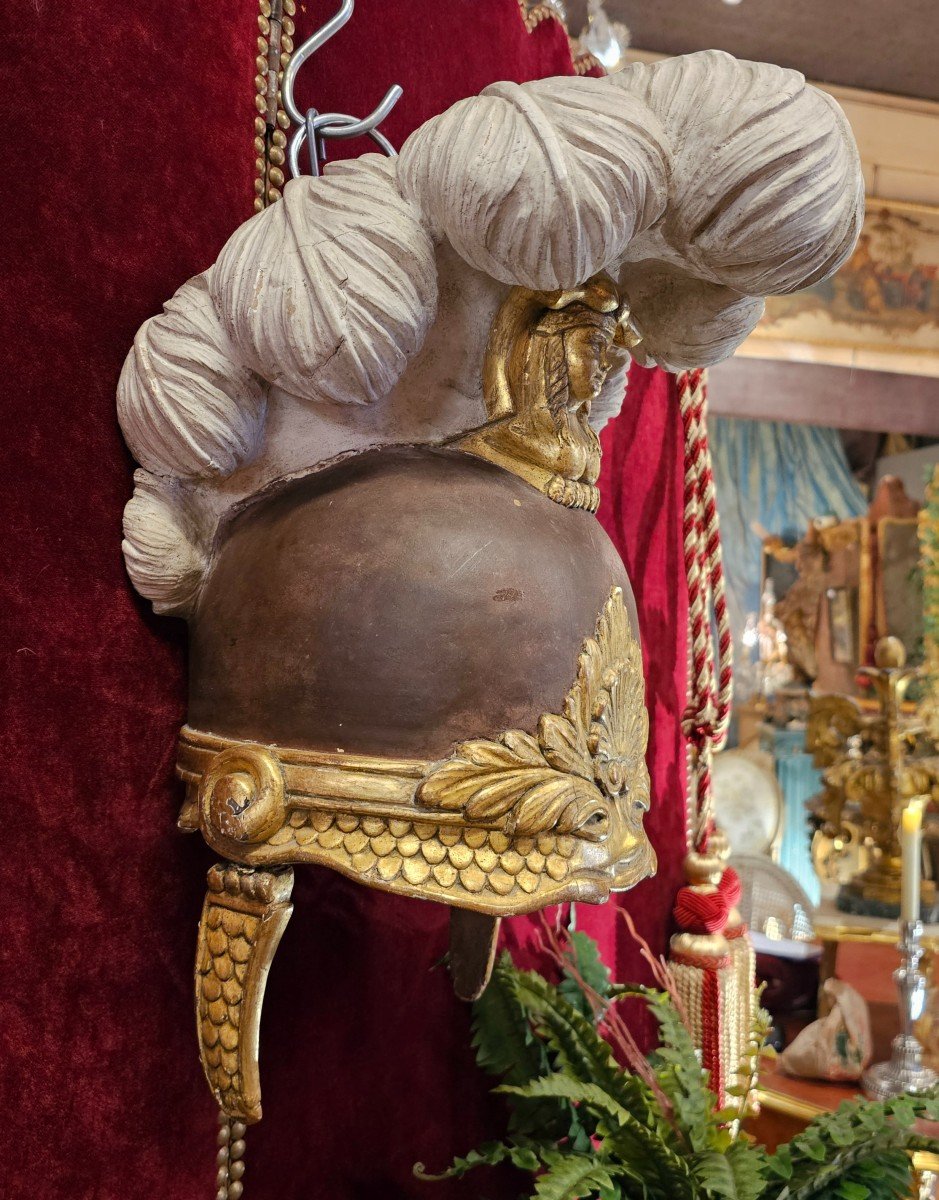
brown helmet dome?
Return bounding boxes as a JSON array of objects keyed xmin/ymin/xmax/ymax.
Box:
[{"xmin": 189, "ymin": 445, "xmax": 635, "ymax": 760}]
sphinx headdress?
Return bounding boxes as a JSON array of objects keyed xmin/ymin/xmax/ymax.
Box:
[{"xmin": 117, "ymin": 50, "xmax": 862, "ymax": 1127}]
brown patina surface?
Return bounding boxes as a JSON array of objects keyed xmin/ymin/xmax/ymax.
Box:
[{"xmin": 190, "ymin": 445, "xmax": 634, "ymax": 758}]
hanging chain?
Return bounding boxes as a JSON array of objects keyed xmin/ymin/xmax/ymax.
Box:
[
  {"xmin": 278, "ymin": 0, "xmax": 402, "ymax": 179},
  {"xmin": 215, "ymin": 1111, "xmax": 248, "ymax": 1200}
]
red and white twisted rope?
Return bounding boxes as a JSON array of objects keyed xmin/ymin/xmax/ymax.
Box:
[
  {"xmin": 677, "ymin": 369, "xmax": 733, "ymax": 851},
  {"xmin": 672, "ymin": 371, "xmax": 747, "ymax": 1107}
]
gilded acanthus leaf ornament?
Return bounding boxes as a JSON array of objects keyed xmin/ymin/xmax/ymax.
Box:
[
  {"xmin": 415, "ymin": 731, "xmax": 605, "ymax": 837},
  {"xmin": 417, "ymin": 587, "xmax": 649, "ymax": 841}
]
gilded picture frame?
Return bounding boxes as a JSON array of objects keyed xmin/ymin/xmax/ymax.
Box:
[{"xmin": 738, "ymin": 199, "xmax": 939, "ymax": 378}]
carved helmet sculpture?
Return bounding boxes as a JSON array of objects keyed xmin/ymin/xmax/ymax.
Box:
[{"xmin": 118, "ymin": 51, "xmax": 862, "ymax": 1127}]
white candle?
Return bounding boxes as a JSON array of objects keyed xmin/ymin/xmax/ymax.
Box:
[{"xmin": 901, "ymin": 800, "xmax": 923, "ymax": 923}]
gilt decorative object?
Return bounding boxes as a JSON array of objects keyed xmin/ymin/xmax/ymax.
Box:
[
  {"xmin": 807, "ymin": 638, "xmax": 939, "ymax": 919},
  {"xmin": 117, "ymin": 48, "xmax": 862, "ymax": 1172},
  {"xmin": 921, "ymin": 465, "xmax": 939, "ymax": 744},
  {"xmin": 181, "ymin": 584, "xmax": 652, "ymax": 927}
]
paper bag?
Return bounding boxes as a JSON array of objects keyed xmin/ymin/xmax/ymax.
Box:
[{"xmin": 779, "ymin": 978, "xmax": 872, "ymax": 1081}]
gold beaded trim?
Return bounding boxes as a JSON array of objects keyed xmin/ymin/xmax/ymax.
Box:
[
  {"xmin": 215, "ymin": 1112, "xmax": 248, "ymax": 1199},
  {"xmin": 253, "ymin": 0, "xmax": 295, "ymax": 211}
]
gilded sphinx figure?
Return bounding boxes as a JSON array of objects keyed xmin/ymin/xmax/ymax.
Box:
[
  {"xmin": 116, "ymin": 50, "xmax": 863, "ymax": 1127},
  {"xmin": 457, "ymin": 274, "xmax": 637, "ymax": 512}
]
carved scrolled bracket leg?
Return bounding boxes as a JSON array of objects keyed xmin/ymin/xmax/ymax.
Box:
[
  {"xmin": 448, "ymin": 909, "xmax": 501, "ymax": 1001},
  {"xmin": 195, "ymin": 862, "xmax": 294, "ymax": 1124}
]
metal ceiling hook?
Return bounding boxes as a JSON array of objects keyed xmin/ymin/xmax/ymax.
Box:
[
  {"xmin": 280, "ymin": 0, "xmax": 403, "ymax": 179},
  {"xmin": 287, "ymin": 92, "xmax": 403, "ymax": 179},
  {"xmin": 281, "ymin": 0, "xmax": 352, "ymax": 128}
]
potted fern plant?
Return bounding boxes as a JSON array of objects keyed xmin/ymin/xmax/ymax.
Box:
[{"xmin": 416, "ymin": 916, "xmax": 939, "ymax": 1200}]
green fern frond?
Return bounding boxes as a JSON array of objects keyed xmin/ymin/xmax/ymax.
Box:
[
  {"xmin": 532, "ymin": 1152, "xmax": 620, "ymax": 1200},
  {"xmin": 500, "ymin": 1074, "xmax": 638, "ymax": 1120},
  {"xmin": 508, "ymin": 974, "xmax": 696, "ymax": 1199},
  {"xmin": 610, "ymin": 985, "xmax": 712, "ymax": 1152},
  {"xmin": 766, "ymin": 1089, "xmax": 939, "ymax": 1200},
  {"xmin": 474, "ymin": 955, "xmax": 579, "ymax": 1140},
  {"xmin": 473, "ymin": 953, "xmax": 549, "ymax": 1082},
  {"xmin": 416, "ymin": 930, "xmax": 939, "ymax": 1200},
  {"xmin": 413, "ymin": 1140, "xmax": 520, "ymax": 1181},
  {"xmin": 500, "ymin": 1074, "xmax": 688, "ymax": 1181},
  {"xmin": 558, "ymin": 930, "xmax": 614, "ymax": 1019},
  {"xmin": 691, "ymin": 1140, "xmax": 767, "ymax": 1200},
  {"xmin": 510, "ymin": 970, "xmax": 663, "ymax": 1133}
]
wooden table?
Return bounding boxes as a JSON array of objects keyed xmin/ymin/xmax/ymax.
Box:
[
  {"xmin": 752, "ymin": 1056, "xmax": 939, "ymax": 1177},
  {"xmin": 750, "ymin": 906, "xmax": 939, "ymax": 1192},
  {"xmin": 811, "ymin": 899, "xmax": 939, "ymax": 1018}
]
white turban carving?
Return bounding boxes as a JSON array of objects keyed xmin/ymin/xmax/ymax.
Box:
[
  {"xmin": 122, "ymin": 472, "xmax": 207, "ymax": 615},
  {"xmin": 117, "ymin": 272, "xmax": 266, "ymax": 479},
  {"xmin": 620, "ymin": 262, "xmax": 767, "ymax": 370},
  {"xmin": 117, "ymin": 51, "xmax": 863, "ymax": 614},
  {"xmin": 397, "ymin": 77, "xmax": 669, "ymax": 291},
  {"xmin": 212, "ymin": 156, "xmax": 438, "ymax": 405},
  {"xmin": 620, "ymin": 51, "xmax": 864, "ymax": 297}
]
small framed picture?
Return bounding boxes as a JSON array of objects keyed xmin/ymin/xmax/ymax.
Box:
[
  {"xmin": 827, "ymin": 587, "xmax": 856, "ymax": 665},
  {"xmin": 742, "ymin": 199, "xmax": 939, "ymax": 378}
]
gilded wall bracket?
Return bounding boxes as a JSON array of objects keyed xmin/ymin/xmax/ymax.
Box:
[{"xmin": 195, "ymin": 862, "xmax": 294, "ymax": 1123}]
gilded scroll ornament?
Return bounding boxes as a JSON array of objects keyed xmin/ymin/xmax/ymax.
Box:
[{"xmin": 200, "ymin": 745, "xmax": 286, "ymax": 843}]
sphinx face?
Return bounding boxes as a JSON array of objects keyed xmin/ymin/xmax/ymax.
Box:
[{"xmin": 564, "ymin": 323, "xmax": 617, "ymax": 407}]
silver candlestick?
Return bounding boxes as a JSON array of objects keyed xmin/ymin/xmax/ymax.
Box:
[{"xmin": 862, "ymin": 919, "xmax": 938, "ymax": 1100}]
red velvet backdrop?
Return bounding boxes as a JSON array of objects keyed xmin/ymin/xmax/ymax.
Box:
[{"xmin": 0, "ymin": 4, "xmax": 686, "ymax": 1196}]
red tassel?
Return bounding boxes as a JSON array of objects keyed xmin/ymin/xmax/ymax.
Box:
[
  {"xmin": 670, "ymin": 946, "xmax": 732, "ymax": 1100},
  {"xmin": 701, "ymin": 964, "xmax": 724, "ymax": 1100},
  {"xmin": 673, "ymin": 885, "xmax": 730, "ymax": 935},
  {"xmin": 717, "ymin": 867, "xmax": 741, "ymax": 908}
]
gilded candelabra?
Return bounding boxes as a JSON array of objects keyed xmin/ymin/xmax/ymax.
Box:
[{"xmin": 807, "ymin": 637, "xmax": 939, "ymax": 920}]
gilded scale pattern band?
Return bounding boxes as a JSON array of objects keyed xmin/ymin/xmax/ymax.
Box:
[
  {"xmin": 179, "ymin": 586, "xmax": 652, "ymax": 916},
  {"xmin": 268, "ymin": 812, "xmax": 574, "ymax": 900}
]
